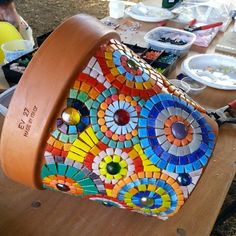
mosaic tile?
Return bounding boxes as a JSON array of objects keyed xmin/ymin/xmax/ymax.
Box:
[{"xmin": 40, "ymin": 39, "xmax": 216, "ymax": 219}]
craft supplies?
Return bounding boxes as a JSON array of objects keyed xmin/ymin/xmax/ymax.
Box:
[
  {"xmin": 124, "ymin": 44, "xmax": 179, "ymax": 76},
  {"xmin": 2, "ymin": 50, "xmax": 35, "ymax": 86},
  {"xmin": 142, "ymin": 50, "xmax": 163, "ymax": 61},
  {"xmin": 144, "ymin": 27, "xmax": 196, "ymax": 55},
  {"xmin": 181, "ymin": 54, "xmax": 236, "ymax": 90},
  {"xmin": 125, "ymin": 3, "xmax": 173, "ymax": 22},
  {"xmin": 184, "ymin": 22, "xmax": 223, "ymax": 32},
  {"xmin": 182, "ymin": 77, "xmax": 206, "ymax": 94},
  {"xmin": 172, "ymin": 2, "xmax": 233, "ymax": 32}
]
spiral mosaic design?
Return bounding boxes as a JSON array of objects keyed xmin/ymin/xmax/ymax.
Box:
[
  {"xmin": 113, "ymin": 172, "xmax": 184, "ymax": 217},
  {"xmin": 96, "ymin": 39, "xmax": 164, "ymax": 99},
  {"xmin": 90, "ymin": 88, "xmax": 142, "ymax": 148},
  {"xmin": 41, "ymin": 39, "xmax": 216, "ymax": 219},
  {"xmin": 139, "ymin": 94, "xmax": 215, "ymax": 173},
  {"xmin": 91, "ymin": 148, "xmax": 137, "ymax": 184},
  {"xmin": 41, "ymin": 157, "xmax": 105, "ymax": 196}
]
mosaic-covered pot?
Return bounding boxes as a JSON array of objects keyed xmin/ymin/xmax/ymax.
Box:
[{"xmin": 0, "ymin": 15, "xmax": 218, "ymax": 220}]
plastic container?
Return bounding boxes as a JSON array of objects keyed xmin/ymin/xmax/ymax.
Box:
[
  {"xmin": 1, "ymin": 39, "xmax": 34, "ymax": 63},
  {"xmin": 109, "ymin": 0, "xmax": 125, "ymax": 19},
  {"xmin": 144, "ymin": 27, "xmax": 196, "ymax": 56},
  {"xmin": 182, "ymin": 76, "xmax": 206, "ymax": 94},
  {"xmin": 169, "ymin": 79, "xmax": 191, "ymax": 93},
  {"xmin": 2, "ymin": 50, "xmax": 36, "ymax": 87}
]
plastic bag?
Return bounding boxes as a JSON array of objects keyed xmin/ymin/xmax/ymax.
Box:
[{"xmin": 172, "ymin": 0, "xmax": 234, "ymax": 32}]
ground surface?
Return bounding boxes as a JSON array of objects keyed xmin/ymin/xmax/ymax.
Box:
[{"xmin": 14, "ymin": 1, "xmax": 236, "ymax": 235}]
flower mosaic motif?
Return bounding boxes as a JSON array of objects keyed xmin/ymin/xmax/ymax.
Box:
[{"xmin": 41, "ymin": 39, "xmax": 216, "ymax": 219}]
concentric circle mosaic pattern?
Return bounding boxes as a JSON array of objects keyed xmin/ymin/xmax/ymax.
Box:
[{"xmin": 41, "ymin": 39, "xmax": 216, "ymax": 219}]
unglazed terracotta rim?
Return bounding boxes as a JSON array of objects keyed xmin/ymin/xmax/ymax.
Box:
[{"xmin": 0, "ymin": 14, "xmax": 120, "ymax": 189}]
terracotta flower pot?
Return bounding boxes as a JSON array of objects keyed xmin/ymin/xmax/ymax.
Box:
[{"xmin": 0, "ymin": 14, "xmax": 218, "ymax": 219}]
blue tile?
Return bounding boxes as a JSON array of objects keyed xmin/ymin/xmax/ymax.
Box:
[
  {"xmin": 124, "ymin": 140, "xmax": 132, "ymax": 148},
  {"xmin": 131, "ymin": 136, "xmax": 139, "ymax": 144},
  {"xmin": 90, "ymin": 117, "xmax": 97, "ymax": 125},
  {"xmin": 147, "ymin": 127, "xmax": 156, "ymax": 137},
  {"xmin": 150, "ymin": 154, "xmax": 160, "ymax": 164},
  {"xmin": 160, "ymin": 152, "xmax": 170, "ymax": 162},
  {"xmin": 145, "ymin": 100, "xmax": 154, "ymax": 111},
  {"xmin": 179, "ymin": 156, "xmax": 188, "ymax": 165},
  {"xmin": 140, "ymin": 138, "xmax": 150, "ymax": 148},
  {"xmin": 126, "ymin": 72, "xmax": 134, "ymax": 80},
  {"xmin": 199, "ymin": 155, "xmax": 208, "ymax": 166},
  {"xmin": 140, "ymin": 108, "xmax": 150, "ymax": 118},
  {"xmin": 166, "ymin": 163, "xmax": 175, "ymax": 172},
  {"xmin": 144, "ymin": 147, "xmax": 154, "ymax": 157},
  {"xmin": 157, "ymin": 159, "xmax": 167, "ymax": 169},
  {"xmin": 185, "ymin": 163, "xmax": 193, "ymax": 173},
  {"xmin": 149, "ymin": 108, "xmax": 159, "ymax": 118},
  {"xmin": 147, "ymin": 118, "xmax": 156, "ymax": 127},
  {"xmin": 138, "ymin": 128, "xmax": 148, "ymax": 138},
  {"xmin": 192, "ymin": 160, "xmax": 202, "ymax": 170},
  {"xmin": 68, "ymin": 125, "xmax": 77, "ymax": 134},
  {"xmin": 91, "ymin": 101, "xmax": 100, "ymax": 109},
  {"xmin": 150, "ymin": 95, "xmax": 160, "ymax": 104},
  {"xmin": 138, "ymin": 118, "xmax": 147, "ymax": 127},
  {"xmin": 101, "ymin": 136, "xmax": 109, "ymax": 144},
  {"xmin": 176, "ymin": 165, "xmax": 185, "ymax": 173}
]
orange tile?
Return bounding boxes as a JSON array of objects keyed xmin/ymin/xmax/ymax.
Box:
[{"xmin": 88, "ymin": 88, "xmax": 99, "ymax": 99}]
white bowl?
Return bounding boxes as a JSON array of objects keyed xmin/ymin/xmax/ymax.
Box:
[{"xmin": 181, "ymin": 54, "xmax": 236, "ymax": 90}]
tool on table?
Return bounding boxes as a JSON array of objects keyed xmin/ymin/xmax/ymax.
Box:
[
  {"xmin": 184, "ymin": 22, "xmax": 223, "ymax": 32},
  {"xmin": 208, "ymin": 100, "xmax": 236, "ymax": 126}
]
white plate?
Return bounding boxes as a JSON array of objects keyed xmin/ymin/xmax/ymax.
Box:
[
  {"xmin": 125, "ymin": 4, "xmax": 173, "ymax": 22},
  {"xmin": 181, "ymin": 54, "xmax": 236, "ymax": 90}
]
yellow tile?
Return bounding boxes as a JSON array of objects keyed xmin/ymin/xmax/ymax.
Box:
[
  {"xmin": 119, "ymin": 160, "xmax": 127, "ymax": 168},
  {"xmin": 73, "ymin": 139, "xmax": 90, "ymax": 152},
  {"xmin": 106, "ymin": 189, "xmax": 113, "ymax": 197},
  {"xmin": 79, "ymin": 132, "xmax": 94, "ymax": 147},
  {"xmin": 67, "ymin": 151, "xmax": 84, "ymax": 162},
  {"xmin": 99, "ymin": 161, "xmax": 106, "ymax": 169},
  {"xmin": 113, "ymin": 155, "xmax": 120, "ymax": 163},
  {"xmin": 86, "ymin": 127, "xmax": 99, "ymax": 144},
  {"xmin": 114, "ymin": 173, "xmax": 122, "ymax": 180},
  {"xmin": 162, "ymin": 201, "xmax": 171, "ymax": 208},
  {"xmin": 138, "ymin": 184, "xmax": 146, "ymax": 191},
  {"xmin": 124, "ymin": 192, "xmax": 133, "ymax": 199},
  {"xmin": 144, "ymin": 165, "xmax": 160, "ymax": 172},
  {"xmin": 162, "ymin": 194, "xmax": 170, "ymax": 202},
  {"xmin": 120, "ymin": 168, "xmax": 127, "ymax": 176},
  {"xmin": 156, "ymin": 187, "xmax": 166, "ymax": 196},
  {"xmin": 104, "ymin": 155, "xmax": 113, "ymax": 163},
  {"xmin": 69, "ymin": 146, "xmax": 87, "ymax": 157}
]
